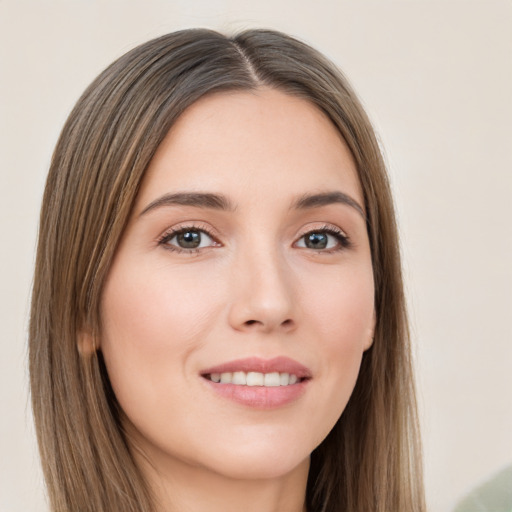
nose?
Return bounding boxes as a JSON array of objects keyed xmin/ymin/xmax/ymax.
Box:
[{"xmin": 227, "ymin": 245, "xmax": 297, "ymax": 334}]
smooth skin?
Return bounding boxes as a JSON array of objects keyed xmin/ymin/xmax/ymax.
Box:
[{"xmin": 97, "ymin": 88, "xmax": 375, "ymax": 512}]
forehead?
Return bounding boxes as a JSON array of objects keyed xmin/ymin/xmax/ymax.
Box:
[{"xmin": 136, "ymin": 88, "xmax": 362, "ymax": 211}]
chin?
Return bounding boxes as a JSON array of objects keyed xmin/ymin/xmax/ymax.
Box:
[
  {"xmin": 192, "ymin": 428, "xmax": 313, "ymax": 480},
  {"xmin": 205, "ymin": 449, "xmax": 311, "ymax": 481}
]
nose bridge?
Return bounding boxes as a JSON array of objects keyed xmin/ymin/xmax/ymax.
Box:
[{"xmin": 228, "ymin": 237, "xmax": 296, "ymax": 332}]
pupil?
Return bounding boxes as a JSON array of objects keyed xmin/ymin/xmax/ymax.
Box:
[
  {"xmin": 306, "ymin": 233, "xmax": 327, "ymax": 249},
  {"xmin": 177, "ymin": 230, "xmax": 201, "ymax": 248}
]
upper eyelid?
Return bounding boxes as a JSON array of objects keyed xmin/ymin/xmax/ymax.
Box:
[
  {"xmin": 157, "ymin": 222, "xmax": 221, "ymax": 243},
  {"xmin": 295, "ymin": 222, "xmax": 348, "ymax": 238}
]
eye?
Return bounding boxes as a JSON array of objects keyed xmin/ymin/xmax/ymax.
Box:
[
  {"xmin": 295, "ymin": 226, "xmax": 350, "ymax": 251},
  {"xmin": 159, "ymin": 227, "xmax": 219, "ymax": 252}
]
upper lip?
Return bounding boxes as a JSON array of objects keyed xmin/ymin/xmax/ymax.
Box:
[{"xmin": 201, "ymin": 356, "xmax": 312, "ymax": 378}]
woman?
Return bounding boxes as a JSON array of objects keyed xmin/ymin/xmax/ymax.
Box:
[{"xmin": 29, "ymin": 28, "xmax": 425, "ymax": 512}]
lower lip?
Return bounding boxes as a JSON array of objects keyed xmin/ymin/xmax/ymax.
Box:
[{"xmin": 202, "ymin": 379, "xmax": 309, "ymax": 409}]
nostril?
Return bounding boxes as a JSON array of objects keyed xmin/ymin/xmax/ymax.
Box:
[{"xmin": 243, "ymin": 318, "xmax": 294, "ymax": 328}]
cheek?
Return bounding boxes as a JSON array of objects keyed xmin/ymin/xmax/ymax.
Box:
[
  {"xmin": 101, "ymin": 259, "xmax": 222, "ymax": 351},
  {"xmin": 98, "ymin": 260, "xmax": 224, "ymax": 419},
  {"xmin": 301, "ymin": 261, "xmax": 375, "ymax": 346},
  {"xmin": 298, "ymin": 263, "xmax": 374, "ymax": 429}
]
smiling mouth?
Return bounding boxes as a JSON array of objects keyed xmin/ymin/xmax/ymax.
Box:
[
  {"xmin": 200, "ymin": 356, "xmax": 311, "ymax": 388},
  {"xmin": 200, "ymin": 357, "xmax": 311, "ymax": 408},
  {"xmin": 203, "ymin": 371, "xmax": 304, "ymax": 387}
]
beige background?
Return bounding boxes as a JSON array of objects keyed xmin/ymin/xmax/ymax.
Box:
[{"xmin": 1, "ymin": 1, "xmax": 511, "ymax": 511}]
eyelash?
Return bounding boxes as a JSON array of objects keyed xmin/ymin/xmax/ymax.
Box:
[
  {"xmin": 157, "ymin": 223, "xmax": 351, "ymax": 254},
  {"xmin": 157, "ymin": 224, "xmax": 220, "ymax": 254},
  {"xmin": 297, "ymin": 225, "xmax": 352, "ymax": 252}
]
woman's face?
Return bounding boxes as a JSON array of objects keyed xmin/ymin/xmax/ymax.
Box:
[{"xmin": 99, "ymin": 88, "xmax": 375, "ymax": 481}]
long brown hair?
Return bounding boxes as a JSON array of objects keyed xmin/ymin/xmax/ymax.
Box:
[{"xmin": 30, "ymin": 28, "xmax": 425, "ymax": 512}]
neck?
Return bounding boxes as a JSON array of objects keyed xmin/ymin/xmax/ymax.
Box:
[{"xmin": 135, "ymin": 450, "xmax": 309, "ymax": 512}]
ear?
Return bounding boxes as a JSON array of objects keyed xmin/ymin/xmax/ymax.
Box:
[
  {"xmin": 77, "ymin": 327, "xmax": 99, "ymax": 357},
  {"xmin": 363, "ymin": 309, "xmax": 377, "ymax": 351}
]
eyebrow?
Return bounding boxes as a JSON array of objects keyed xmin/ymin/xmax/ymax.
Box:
[
  {"xmin": 292, "ymin": 191, "xmax": 365, "ymax": 218},
  {"xmin": 139, "ymin": 190, "xmax": 365, "ymax": 218},
  {"xmin": 139, "ymin": 192, "xmax": 236, "ymax": 216}
]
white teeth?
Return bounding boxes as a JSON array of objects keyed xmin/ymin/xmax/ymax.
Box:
[
  {"xmin": 232, "ymin": 371, "xmax": 246, "ymax": 385},
  {"xmin": 220, "ymin": 372, "xmax": 232, "ymax": 384},
  {"xmin": 246, "ymin": 372, "xmax": 264, "ymax": 386},
  {"xmin": 264, "ymin": 372, "xmax": 281, "ymax": 387},
  {"xmin": 208, "ymin": 371, "xmax": 301, "ymax": 386}
]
